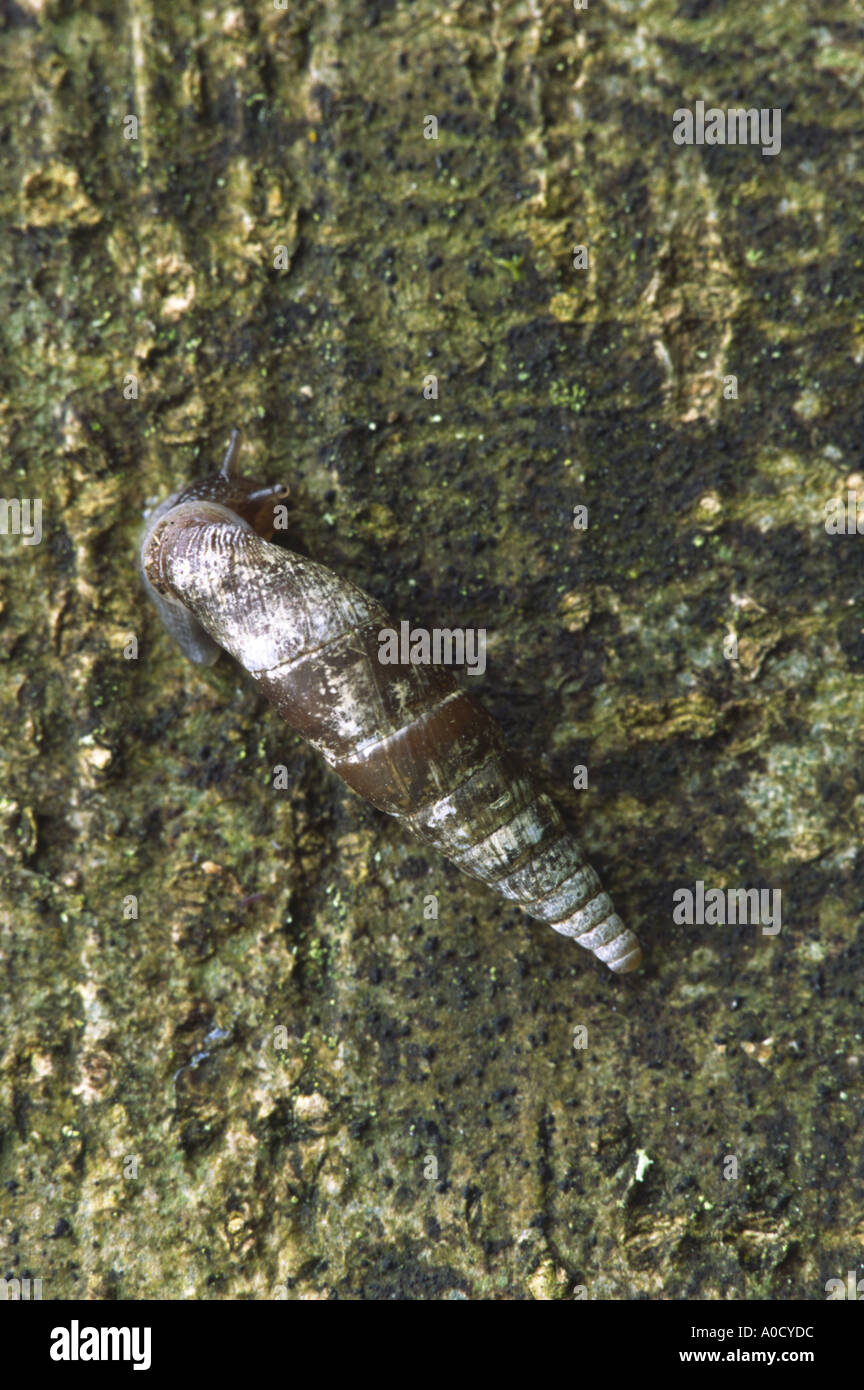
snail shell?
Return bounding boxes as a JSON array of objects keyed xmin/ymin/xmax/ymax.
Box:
[{"xmin": 141, "ymin": 438, "xmax": 642, "ymax": 974}]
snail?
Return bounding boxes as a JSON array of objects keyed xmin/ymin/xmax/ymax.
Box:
[{"xmin": 140, "ymin": 434, "xmax": 642, "ymax": 975}]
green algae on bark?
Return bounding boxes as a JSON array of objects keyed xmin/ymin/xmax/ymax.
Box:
[{"xmin": 1, "ymin": 0, "xmax": 862, "ymax": 1300}]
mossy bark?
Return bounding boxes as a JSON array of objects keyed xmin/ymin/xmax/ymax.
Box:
[{"xmin": 0, "ymin": 0, "xmax": 861, "ymax": 1299}]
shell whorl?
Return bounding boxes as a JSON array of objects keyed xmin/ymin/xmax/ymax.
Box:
[{"xmin": 142, "ymin": 496, "xmax": 642, "ymax": 975}]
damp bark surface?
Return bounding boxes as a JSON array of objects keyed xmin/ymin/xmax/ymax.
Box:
[{"xmin": 0, "ymin": 0, "xmax": 861, "ymax": 1299}]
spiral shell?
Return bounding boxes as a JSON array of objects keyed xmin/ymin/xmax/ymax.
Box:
[{"xmin": 141, "ymin": 445, "xmax": 642, "ymax": 975}]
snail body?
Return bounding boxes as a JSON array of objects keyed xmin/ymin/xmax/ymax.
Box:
[{"xmin": 141, "ymin": 437, "xmax": 642, "ymax": 974}]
